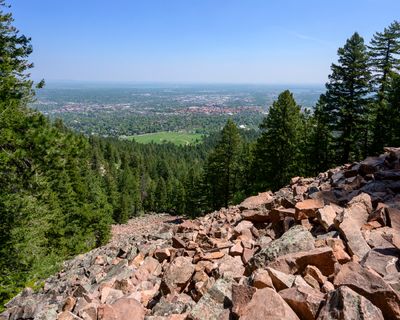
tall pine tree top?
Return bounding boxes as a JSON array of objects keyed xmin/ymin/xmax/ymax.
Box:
[
  {"xmin": 253, "ymin": 90, "xmax": 303, "ymax": 190},
  {"xmin": 0, "ymin": 1, "xmax": 43, "ymax": 102},
  {"xmin": 324, "ymin": 32, "xmax": 371, "ymax": 163},
  {"xmin": 369, "ymin": 20, "xmax": 400, "ymax": 101}
]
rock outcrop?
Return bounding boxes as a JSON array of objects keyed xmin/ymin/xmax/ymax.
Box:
[{"xmin": 2, "ymin": 147, "xmax": 400, "ymax": 320}]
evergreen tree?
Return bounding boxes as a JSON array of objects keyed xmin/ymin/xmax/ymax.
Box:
[
  {"xmin": 0, "ymin": 1, "xmax": 43, "ymax": 102},
  {"xmin": 369, "ymin": 21, "xmax": 400, "ymax": 152},
  {"xmin": 388, "ymin": 74, "xmax": 400, "ymax": 146},
  {"xmin": 324, "ymin": 32, "xmax": 371, "ymax": 163},
  {"xmin": 308, "ymin": 95, "xmax": 334, "ymax": 174},
  {"xmin": 155, "ymin": 177, "xmax": 167, "ymax": 212},
  {"xmin": 252, "ymin": 90, "xmax": 303, "ymax": 190},
  {"xmin": 204, "ymin": 119, "xmax": 242, "ymax": 209},
  {"xmin": 369, "ymin": 21, "xmax": 400, "ymax": 101}
]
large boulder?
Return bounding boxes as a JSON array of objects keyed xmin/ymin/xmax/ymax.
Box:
[
  {"xmin": 188, "ymin": 278, "xmax": 232, "ymax": 320},
  {"xmin": 267, "ymin": 247, "xmax": 337, "ymax": 277},
  {"xmin": 239, "ymin": 192, "xmax": 273, "ymax": 210},
  {"xmin": 231, "ymin": 284, "xmax": 256, "ymax": 318},
  {"xmin": 248, "ymin": 225, "xmax": 315, "ymax": 270},
  {"xmin": 161, "ymin": 256, "xmax": 195, "ymax": 294},
  {"xmin": 361, "ymin": 247, "xmax": 400, "ymax": 277},
  {"xmin": 334, "ymin": 262, "xmax": 400, "ymax": 319},
  {"xmin": 97, "ymin": 298, "xmax": 145, "ymax": 320},
  {"xmin": 240, "ymin": 287, "xmax": 299, "ymax": 320},
  {"xmin": 279, "ymin": 285, "xmax": 325, "ymax": 320},
  {"xmin": 336, "ymin": 209, "xmax": 371, "ymax": 260},
  {"xmin": 317, "ymin": 286, "xmax": 384, "ymax": 320}
]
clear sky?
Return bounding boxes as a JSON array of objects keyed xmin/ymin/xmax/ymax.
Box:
[{"xmin": 9, "ymin": 0, "xmax": 400, "ymax": 84}]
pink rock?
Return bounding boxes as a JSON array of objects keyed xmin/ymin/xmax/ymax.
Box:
[
  {"xmin": 317, "ymin": 286, "xmax": 384, "ymax": 320},
  {"xmin": 240, "ymin": 287, "xmax": 299, "ymax": 320},
  {"xmin": 251, "ymin": 269, "xmax": 274, "ymax": 289},
  {"xmin": 334, "ymin": 262, "xmax": 400, "ymax": 319},
  {"xmin": 295, "ymin": 199, "xmax": 324, "ymax": 220},
  {"xmin": 317, "ymin": 205, "xmax": 337, "ymax": 231},
  {"xmin": 98, "ymin": 298, "xmax": 145, "ymax": 320},
  {"xmin": 280, "ymin": 285, "xmax": 325, "ymax": 320},
  {"xmin": 239, "ymin": 192, "xmax": 273, "ymax": 210},
  {"xmin": 387, "ymin": 207, "xmax": 400, "ymax": 231},
  {"xmin": 231, "ymin": 283, "xmax": 256, "ymax": 317},
  {"xmin": 162, "ymin": 256, "xmax": 195, "ymax": 294}
]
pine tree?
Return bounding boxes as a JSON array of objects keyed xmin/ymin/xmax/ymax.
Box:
[
  {"xmin": 369, "ymin": 21, "xmax": 400, "ymax": 152},
  {"xmin": 324, "ymin": 32, "xmax": 371, "ymax": 163},
  {"xmin": 252, "ymin": 90, "xmax": 303, "ymax": 190},
  {"xmin": 204, "ymin": 119, "xmax": 242, "ymax": 209},
  {"xmin": 388, "ymin": 74, "xmax": 400, "ymax": 146},
  {"xmin": 309, "ymin": 95, "xmax": 334, "ymax": 174},
  {"xmin": 369, "ymin": 21, "xmax": 400, "ymax": 101},
  {"xmin": 0, "ymin": 1, "xmax": 43, "ymax": 102},
  {"xmin": 155, "ymin": 177, "xmax": 167, "ymax": 212}
]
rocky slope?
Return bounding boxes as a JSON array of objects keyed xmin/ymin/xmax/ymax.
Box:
[{"xmin": 2, "ymin": 148, "xmax": 400, "ymax": 320}]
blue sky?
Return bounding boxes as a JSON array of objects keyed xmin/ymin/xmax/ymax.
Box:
[{"xmin": 10, "ymin": 0, "xmax": 400, "ymax": 84}]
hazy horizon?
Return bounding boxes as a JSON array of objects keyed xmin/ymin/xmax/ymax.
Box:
[{"xmin": 10, "ymin": 0, "xmax": 400, "ymax": 84}]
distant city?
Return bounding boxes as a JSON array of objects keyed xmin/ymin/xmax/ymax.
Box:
[{"xmin": 32, "ymin": 83, "xmax": 324, "ymax": 136}]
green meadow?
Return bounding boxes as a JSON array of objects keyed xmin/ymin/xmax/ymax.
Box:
[{"xmin": 124, "ymin": 131, "xmax": 204, "ymax": 146}]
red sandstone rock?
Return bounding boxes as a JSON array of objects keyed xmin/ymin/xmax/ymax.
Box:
[
  {"xmin": 162, "ymin": 256, "xmax": 195, "ymax": 294},
  {"xmin": 240, "ymin": 288, "xmax": 300, "ymax": 320},
  {"xmin": 333, "ymin": 262, "xmax": 400, "ymax": 319},
  {"xmin": 295, "ymin": 198, "xmax": 324, "ymax": 219},
  {"xmin": 251, "ymin": 269, "xmax": 274, "ymax": 289},
  {"xmin": 231, "ymin": 283, "xmax": 256, "ymax": 318},
  {"xmin": 97, "ymin": 298, "xmax": 145, "ymax": 320},
  {"xmin": 280, "ymin": 285, "xmax": 325, "ymax": 320},
  {"xmin": 317, "ymin": 286, "xmax": 384, "ymax": 320},
  {"xmin": 239, "ymin": 191, "xmax": 273, "ymax": 210}
]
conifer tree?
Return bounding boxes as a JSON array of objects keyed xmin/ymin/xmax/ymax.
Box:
[
  {"xmin": 369, "ymin": 21, "xmax": 400, "ymax": 101},
  {"xmin": 309, "ymin": 95, "xmax": 334, "ymax": 174},
  {"xmin": 369, "ymin": 21, "xmax": 400, "ymax": 152},
  {"xmin": 204, "ymin": 119, "xmax": 242, "ymax": 209},
  {"xmin": 388, "ymin": 74, "xmax": 400, "ymax": 146},
  {"xmin": 155, "ymin": 177, "xmax": 167, "ymax": 212},
  {"xmin": 0, "ymin": 1, "xmax": 43, "ymax": 102},
  {"xmin": 324, "ymin": 32, "xmax": 371, "ymax": 163},
  {"xmin": 252, "ymin": 90, "xmax": 303, "ymax": 190}
]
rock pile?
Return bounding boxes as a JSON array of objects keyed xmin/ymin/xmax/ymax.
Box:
[{"xmin": 2, "ymin": 147, "xmax": 400, "ymax": 320}]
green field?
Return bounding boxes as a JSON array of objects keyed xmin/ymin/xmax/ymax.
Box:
[{"xmin": 123, "ymin": 132, "xmax": 204, "ymax": 146}]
